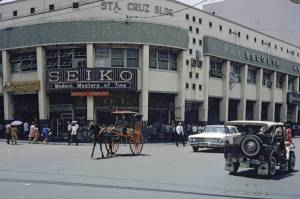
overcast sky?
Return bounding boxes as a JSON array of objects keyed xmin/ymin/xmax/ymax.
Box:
[{"xmin": 0, "ymin": 0, "xmax": 224, "ymax": 8}]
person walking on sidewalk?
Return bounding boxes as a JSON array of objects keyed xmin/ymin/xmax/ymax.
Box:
[
  {"xmin": 176, "ymin": 122, "xmax": 185, "ymax": 147},
  {"xmin": 42, "ymin": 125, "xmax": 51, "ymax": 144},
  {"xmin": 68, "ymin": 121, "xmax": 79, "ymax": 146},
  {"xmin": 11, "ymin": 126, "xmax": 18, "ymax": 145},
  {"xmin": 6, "ymin": 124, "xmax": 11, "ymax": 144}
]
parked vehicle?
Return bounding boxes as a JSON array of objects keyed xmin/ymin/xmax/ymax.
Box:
[
  {"xmin": 188, "ymin": 125, "xmax": 239, "ymax": 152},
  {"xmin": 224, "ymin": 121, "xmax": 296, "ymax": 177}
]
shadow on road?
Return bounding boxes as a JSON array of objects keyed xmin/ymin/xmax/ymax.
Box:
[
  {"xmin": 193, "ymin": 148, "xmax": 224, "ymax": 154},
  {"xmin": 94, "ymin": 153, "xmax": 150, "ymax": 160},
  {"xmin": 230, "ymin": 169, "xmax": 298, "ymax": 180}
]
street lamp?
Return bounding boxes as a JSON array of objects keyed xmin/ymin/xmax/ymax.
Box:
[{"xmin": 290, "ymin": 0, "xmax": 300, "ymax": 4}]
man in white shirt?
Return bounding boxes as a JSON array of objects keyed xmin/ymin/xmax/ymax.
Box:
[
  {"xmin": 176, "ymin": 122, "xmax": 185, "ymax": 147},
  {"xmin": 68, "ymin": 121, "xmax": 79, "ymax": 146}
]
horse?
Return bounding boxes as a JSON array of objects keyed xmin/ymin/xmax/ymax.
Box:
[{"xmin": 89, "ymin": 124, "xmax": 113, "ymax": 159}]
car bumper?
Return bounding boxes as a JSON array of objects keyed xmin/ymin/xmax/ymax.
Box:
[{"xmin": 190, "ymin": 142, "xmax": 224, "ymax": 148}]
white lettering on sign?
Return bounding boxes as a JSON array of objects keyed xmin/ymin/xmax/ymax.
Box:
[
  {"xmin": 66, "ymin": 71, "xmax": 79, "ymax": 81},
  {"xmin": 100, "ymin": 2, "xmax": 174, "ymax": 17},
  {"xmin": 99, "ymin": 70, "xmax": 113, "ymax": 81},
  {"xmin": 49, "ymin": 71, "xmax": 59, "ymax": 82},
  {"xmin": 120, "ymin": 70, "xmax": 133, "ymax": 81},
  {"xmin": 245, "ymin": 51, "xmax": 280, "ymax": 68}
]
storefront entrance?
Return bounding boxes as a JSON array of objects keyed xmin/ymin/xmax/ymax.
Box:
[{"xmin": 13, "ymin": 94, "xmax": 39, "ymax": 122}]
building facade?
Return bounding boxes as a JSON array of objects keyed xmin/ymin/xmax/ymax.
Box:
[{"xmin": 1, "ymin": 0, "xmax": 300, "ymax": 135}]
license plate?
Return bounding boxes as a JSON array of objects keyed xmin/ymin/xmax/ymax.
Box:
[{"xmin": 240, "ymin": 162, "xmax": 249, "ymax": 168}]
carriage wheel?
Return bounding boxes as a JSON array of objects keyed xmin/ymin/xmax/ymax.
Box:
[
  {"xmin": 130, "ymin": 132, "xmax": 144, "ymax": 155},
  {"xmin": 105, "ymin": 136, "xmax": 120, "ymax": 155}
]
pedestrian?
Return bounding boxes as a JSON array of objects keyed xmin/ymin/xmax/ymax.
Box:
[
  {"xmin": 192, "ymin": 124, "xmax": 198, "ymax": 134},
  {"xmin": 68, "ymin": 121, "xmax": 79, "ymax": 146},
  {"xmin": 176, "ymin": 122, "xmax": 185, "ymax": 147},
  {"xmin": 32, "ymin": 126, "xmax": 40, "ymax": 144},
  {"xmin": 5, "ymin": 124, "xmax": 11, "ymax": 144},
  {"xmin": 11, "ymin": 126, "xmax": 18, "ymax": 145},
  {"xmin": 67, "ymin": 121, "xmax": 72, "ymax": 141},
  {"xmin": 23, "ymin": 121, "xmax": 29, "ymax": 140},
  {"xmin": 42, "ymin": 125, "xmax": 51, "ymax": 144},
  {"xmin": 28, "ymin": 123, "xmax": 35, "ymax": 143}
]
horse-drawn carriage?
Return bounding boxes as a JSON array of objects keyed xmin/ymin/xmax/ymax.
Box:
[{"xmin": 90, "ymin": 111, "xmax": 144, "ymax": 158}]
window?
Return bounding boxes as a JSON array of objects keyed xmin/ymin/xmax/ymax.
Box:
[
  {"xmin": 297, "ymin": 53, "xmax": 299, "ymax": 57},
  {"xmin": 276, "ymin": 75, "xmax": 283, "ymax": 88},
  {"xmin": 199, "ymin": 40, "xmax": 202, "ymax": 46},
  {"xmin": 158, "ymin": 51, "xmax": 168, "ymax": 70},
  {"xmin": 193, "ymin": 38, "xmax": 196, "ymax": 44},
  {"xmin": 189, "ymin": 26, "xmax": 193, "ymax": 32},
  {"xmin": 13, "ymin": 10, "xmax": 17, "ymax": 17},
  {"xmin": 192, "ymin": 16, "xmax": 195, "ymax": 22},
  {"xmin": 196, "ymin": 28, "xmax": 199, "ymax": 34},
  {"xmin": 95, "ymin": 48, "xmax": 109, "ymax": 67},
  {"xmin": 73, "ymin": 2, "xmax": 79, "ymax": 8},
  {"xmin": 186, "ymin": 59, "xmax": 189, "ymax": 65},
  {"xmin": 169, "ymin": 53, "xmax": 177, "ymax": 70},
  {"xmin": 237, "ymin": 32, "xmax": 240, "ymax": 37},
  {"xmin": 229, "ymin": 29, "xmax": 232, "ymax": 34},
  {"xmin": 111, "ymin": 48, "xmax": 124, "ymax": 67},
  {"xmin": 209, "ymin": 60, "xmax": 222, "ymax": 78},
  {"xmin": 219, "ymin": 25, "xmax": 222, "ymax": 31},
  {"xmin": 192, "ymin": 84, "xmax": 196, "ymax": 90},
  {"xmin": 254, "ymin": 37, "xmax": 257, "ymax": 43},
  {"xmin": 247, "ymin": 69, "xmax": 256, "ymax": 84},
  {"xmin": 186, "ymin": 83, "xmax": 189, "ymax": 89},
  {"xmin": 10, "ymin": 51, "xmax": 37, "ymax": 72},
  {"xmin": 186, "ymin": 14, "xmax": 189, "ymax": 20},
  {"xmin": 275, "ymin": 44, "xmax": 277, "ymax": 50},
  {"xmin": 246, "ymin": 34, "xmax": 249, "ymax": 40},
  {"xmin": 196, "ymin": 73, "xmax": 199, "ymax": 78},
  {"xmin": 288, "ymin": 79, "xmax": 295, "ymax": 92},
  {"xmin": 230, "ymin": 64, "xmax": 240, "ymax": 82},
  {"xmin": 199, "ymin": 84, "xmax": 202, "ymax": 90},
  {"xmin": 199, "ymin": 18, "xmax": 202, "ymax": 24},
  {"xmin": 150, "ymin": 50, "xmax": 157, "ymax": 69},
  {"xmin": 263, "ymin": 72, "xmax": 271, "ymax": 87},
  {"xmin": 281, "ymin": 47, "xmax": 283, "ymax": 52},
  {"xmin": 209, "ymin": 22, "xmax": 212, "ymax": 28},
  {"xmin": 30, "ymin": 7, "xmax": 35, "ymax": 14},
  {"xmin": 189, "ymin": 49, "xmax": 193, "ymax": 55},
  {"xmin": 189, "ymin": 72, "xmax": 192, "ymax": 78},
  {"xmin": 127, "ymin": 49, "xmax": 139, "ymax": 68},
  {"xmin": 49, "ymin": 4, "xmax": 54, "ymax": 11}
]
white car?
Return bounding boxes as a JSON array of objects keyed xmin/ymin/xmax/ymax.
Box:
[{"xmin": 188, "ymin": 125, "xmax": 239, "ymax": 152}]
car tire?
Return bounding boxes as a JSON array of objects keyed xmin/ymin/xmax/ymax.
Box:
[
  {"xmin": 288, "ymin": 152, "xmax": 296, "ymax": 172},
  {"xmin": 229, "ymin": 163, "xmax": 239, "ymax": 175},
  {"xmin": 240, "ymin": 135, "xmax": 261, "ymax": 157},
  {"xmin": 268, "ymin": 155, "xmax": 277, "ymax": 176},
  {"xmin": 193, "ymin": 146, "xmax": 199, "ymax": 152}
]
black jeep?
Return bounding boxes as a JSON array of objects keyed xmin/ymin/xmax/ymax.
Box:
[{"xmin": 224, "ymin": 121, "xmax": 296, "ymax": 177}]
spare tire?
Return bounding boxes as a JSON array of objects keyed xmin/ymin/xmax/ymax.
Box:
[{"xmin": 241, "ymin": 135, "xmax": 261, "ymax": 157}]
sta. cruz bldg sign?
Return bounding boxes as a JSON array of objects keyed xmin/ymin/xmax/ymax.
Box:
[{"xmin": 46, "ymin": 67, "xmax": 137, "ymax": 92}]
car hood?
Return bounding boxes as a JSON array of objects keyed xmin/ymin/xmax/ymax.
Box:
[{"xmin": 189, "ymin": 132, "xmax": 227, "ymax": 139}]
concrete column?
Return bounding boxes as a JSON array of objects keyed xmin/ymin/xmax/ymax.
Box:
[
  {"xmin": 292, "ymin": 77, "xmax": 299, "ymax": 122},
  {"xmin": 199, "ymin": 55, "xmax": 209, "ymax": 123},
  {"xmin": 238, "ymin": 64, "xmax": 248, "ymax": 120},
  {"xmin": 254, "ymin": 68, "xmax": 263, "ymax": 120},
  {"xmin": 175, "ymin": 50, "xmax": 186, "ymax": 122},
  {"xmin": 2, "ymin": 50, "xmax": 14, "ymax": 120},
  {"xmin": 280, "ymin": 74, "xmax": 288, "ymax": 122},
  {"xmin": 139, "ymin": 45, "xmax": 149, "ymax": 122},
  {"xmin": 268, "ymin": 71, "xmax": 276, "ymax": 121},
  {"xmin": 37, "ymin": 47, "xmax": 49, "ymax": 120},
  {"xmin": 86, "ymin": 44, "xmax": 95, "ymax": 121},
  {"xmin": 220, "ymin": 60, "xmax": 230, "ymax": 122}
]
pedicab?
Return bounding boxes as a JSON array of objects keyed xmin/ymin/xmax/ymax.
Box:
[{"xmin": 103, "ymin": 111, "xmax": 144, "ymax": 155}]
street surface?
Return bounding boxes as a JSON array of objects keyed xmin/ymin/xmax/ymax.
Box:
[{"xmin": 0, "ymin": 138, "xmax": 300, "ymax": 199}]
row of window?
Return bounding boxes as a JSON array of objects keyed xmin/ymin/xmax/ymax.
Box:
[
  {"xmin": 7, "ymin": 48, "xmax": 177, "ymax": 71},
  {"xmin": 186, "ymin": 83, "xmax": 202, "ymax": 91},
  {"xmin": 2, "ymin": 3, "xmax": 79, "ymax": 19},
  {"xmin": 186, "ymin": 14, "xmax": 300, "ymax": 58}
]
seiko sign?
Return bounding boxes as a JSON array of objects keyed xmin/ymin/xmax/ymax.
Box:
[
  {"xmin": 245, "ymin": 52, "xmax": 279, "ymax": 67},
  {"xmin": 46, "ymin": 67, "xmax": 137, "ymax": 92}
]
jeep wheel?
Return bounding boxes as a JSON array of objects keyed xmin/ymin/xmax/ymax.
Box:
[
  {"xmin": 193, "ymin": 146, "xmax": 199, "ymax": 152},
  {"xmin": 268, "ymin": 156, "xmax": 277, "ymax": 176},
  {"xmin": 288, "ymin": 153, "xmax": 296, "ymax": 172},
  {"xmin": 229, "ymin": 163, "xmax": 239, "ymax": 175}
]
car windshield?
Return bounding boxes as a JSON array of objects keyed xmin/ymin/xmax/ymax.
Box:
[
  {"xmin": 203, "ymin": 127, "xmax": 225, "ymax": 133},
  {"xmin": 231, "ymin": 125, "xmax": 264, "ymax": 134}
]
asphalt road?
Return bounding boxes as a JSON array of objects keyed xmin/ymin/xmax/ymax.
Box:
[{"xmin": 0, "ymin": 138, "xmax": 300, "ymax": 199}]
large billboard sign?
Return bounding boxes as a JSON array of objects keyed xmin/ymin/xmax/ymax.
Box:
[{"xmin": 46, "ymin": 67, "xmax": 137, "ymax": 92}]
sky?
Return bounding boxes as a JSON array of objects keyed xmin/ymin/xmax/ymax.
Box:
[{"xmin": 0, "ymin": 0, "xmax": 224, "ymax": 8}]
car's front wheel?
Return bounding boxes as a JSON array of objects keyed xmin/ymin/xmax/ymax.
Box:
[
  {"xmin": 268, "ymin": 156, "xmax": 277, "ymax": 176},
  {"xmin": 193, "ymin": 146, "xmax": 199, "ymax": 152},
  {"xmin": 288, "ymin": 152, "xmax": 296, "ymax": 172}
]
